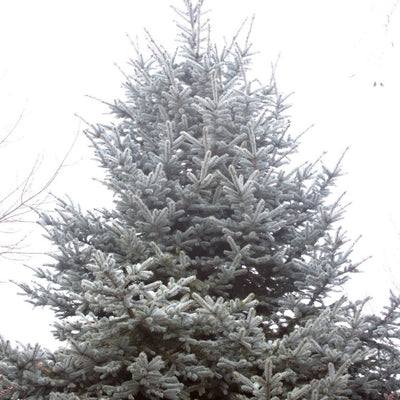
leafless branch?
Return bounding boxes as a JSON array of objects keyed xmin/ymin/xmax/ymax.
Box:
[
  {"xmin": 0, "ymin": 109, "xmax": 24, "ymax": 148},
  {"xmin": 0, "ymin": 114, "xmax": 79, "ymax": 260}
]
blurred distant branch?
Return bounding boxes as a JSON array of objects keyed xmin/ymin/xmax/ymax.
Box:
[
  {"xmin": 382, "ymin": 214, "xmax": 400, "ymax": 294},
  {"xmin": 0, "ymin": 109, "xmax": 24, "ymax": 148},
  {"xmin": 0, "ymin": 112, "xmax": 77, "ymax": 260}
]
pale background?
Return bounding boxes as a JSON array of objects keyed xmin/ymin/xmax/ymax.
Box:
[{"xmin": 0, "ymin": 0, "xmax": 399, "ymax": 350}]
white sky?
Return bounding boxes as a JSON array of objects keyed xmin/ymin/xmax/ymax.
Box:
[{"xmin": 0, "ymin": 0, "xmax": 399, "ymax": 350}]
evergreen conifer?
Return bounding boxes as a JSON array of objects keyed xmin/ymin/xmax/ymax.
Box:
[{"xmin": 1, "ymin": 1, "xmax": 400, "ymax": 399}]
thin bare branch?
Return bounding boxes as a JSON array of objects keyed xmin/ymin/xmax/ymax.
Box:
[
  {"xmin": 0, "ymin": 123, "xmax": 80, "ymax": 259},
  {"xmin": 0, "ymin": 108, "xmax": 25, "ymax": 148}
]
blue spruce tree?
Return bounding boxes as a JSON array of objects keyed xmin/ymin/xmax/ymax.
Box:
[{"xmin": 1, "ymin": 1, "xmax": 400, "ymax": 399}]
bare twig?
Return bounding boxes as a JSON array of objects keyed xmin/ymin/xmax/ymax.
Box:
[
  {"xmin": 0, "ymin": 109, "xmax": 24, "ymax": 148},
  {"xmin": 0, "ymin": 115, "xmax": 79, "ymax": 259}
]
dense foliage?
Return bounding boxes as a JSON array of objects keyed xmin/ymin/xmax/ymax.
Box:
[{"xmin": 1, "ymin": 1, "xmax": 400, "ymax": 399}]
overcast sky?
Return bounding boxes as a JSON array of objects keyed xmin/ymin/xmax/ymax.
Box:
[{"xmin": 0, "ymin": 0, "xmax": 399, "ymax": 349}]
